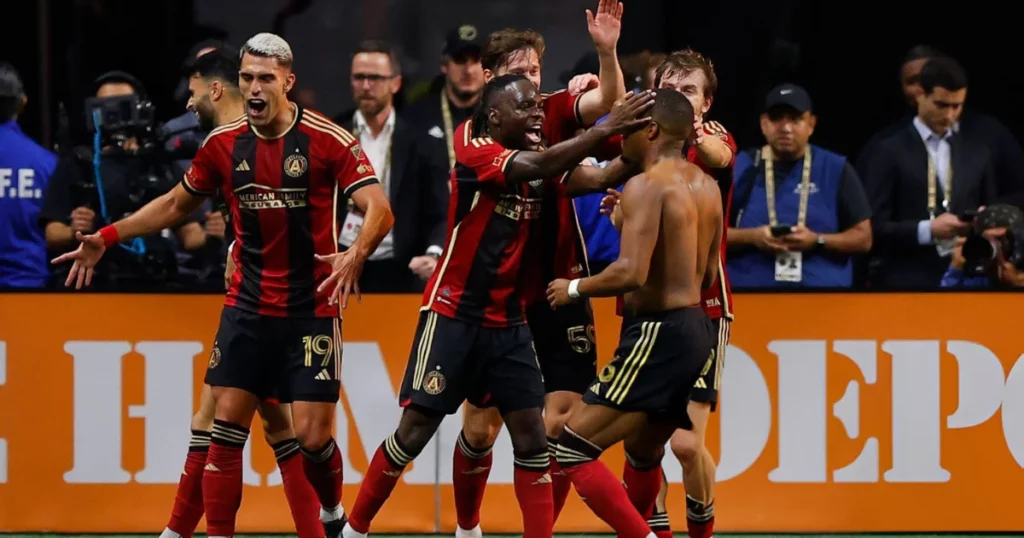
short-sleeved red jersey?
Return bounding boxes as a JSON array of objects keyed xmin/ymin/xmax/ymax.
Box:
[
  {"xmin": 421, "ymin": 119, "xmax": 546, "ymax": 328},
  {"xmin": 614, "ymin": 121, "xmax": 736, "ymax": 320},
  {"xmin": 182, "ymin": 107, "xmax": 378, "ymax": 318}
]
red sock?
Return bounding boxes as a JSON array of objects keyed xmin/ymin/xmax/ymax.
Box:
[
  {"xmin": 547, "ymin": 438, "xmax": 572, "ymax": 522},
  {"xmin": 558, "ymin": 428, "xmax": 650, "ymax": 538},
  {"xmin": 349, "ymin": 434, "xmax": 413, "ymax": 533},
  {"xmin": 274, "ymin": 439, "xmax": 324, "ymax": 538},
  {"xmin": 203, "ymin": 420, "xmax": 248, "ymax": 537},
  {"xmin": 622, "ymin": 458, "xmax": 663, "ymax": 520},
  {"xmin": 453, "ymin": 430, "xmax": 493, "ymax": 530},
  {"xmin": 301, "ymin": 437, "xmax": 344, "ymax": 513},
  {"xmin": 686, "ymin": 496, "xmax": 714, "ymax": 538},
  {"xmin": 649, "ymin": 506, "xmax": 673, "ymax": 538},
  {"xmin": 513, "ymin": 450, "xmax": 554, "ymax": 538},
  {"xmin": 166, "ymin": 431, "xmax": 210, "ymax": 537}
]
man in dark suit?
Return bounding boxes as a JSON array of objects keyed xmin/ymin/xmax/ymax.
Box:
[
  {"xmin": 863, "ymin": 56, "xmax": 997, "ymax": 289},
  {"xmin": 338, "ymin": 40, "xmax": 449, "ymax": 293},
  {"xmin": 857, "ymin": 46, "xmax": 1024, "ymax": 203}
]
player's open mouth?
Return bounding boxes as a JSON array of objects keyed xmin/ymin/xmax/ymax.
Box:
[
  {"xmin": 525, "ymin": 125, "xmax": 542, "ymax": 145},
  {"xmin": 247, "ymin": 99, "xmax": 268, "ymax": 116}
]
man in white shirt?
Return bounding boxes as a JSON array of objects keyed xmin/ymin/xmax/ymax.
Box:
[{"xmin": 340, "ymin": 40, "xmax": 450, "ymax": 293}]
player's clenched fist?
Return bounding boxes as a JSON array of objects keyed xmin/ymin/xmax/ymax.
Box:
[{"xmin": 547, "ymin": 278, "xmax": 575, "ymax": 308}]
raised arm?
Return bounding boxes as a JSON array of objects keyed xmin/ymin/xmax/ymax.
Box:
[
  {"xmin": 577, "ymin": 0, "xmax": 626, "ymax": 126},
  {"xmin": 506, "ymin": 90, "xmax": 652, "ymax": 184}
]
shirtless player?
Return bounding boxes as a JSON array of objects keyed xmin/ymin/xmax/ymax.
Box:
[{"xmin": 546, "ymin": 89, "xmax": 722, "ymax": 538}]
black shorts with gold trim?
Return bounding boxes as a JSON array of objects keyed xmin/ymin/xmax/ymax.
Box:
[
  {"xmin": 526, "ymin": 300, "xmax": 598, "ymax": 395},
  {"xmin": 398, "ymin": 310, "xmax": 545, "ymax": 415},
  {"xmin": 582, "ymin": 306, "xmax": 715, "ymax": 426}
]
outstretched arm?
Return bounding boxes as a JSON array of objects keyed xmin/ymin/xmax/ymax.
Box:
[
  {"xmin": 569, "ymin": 174, "xmax": 661, "ymax": 298},
  {"xmin": 104, "ymin": 183, "xmax": 207, "ymax": 243},
  {"xmin": 564, "ymin": 157, "xmax": 636, "ymax": 196}
]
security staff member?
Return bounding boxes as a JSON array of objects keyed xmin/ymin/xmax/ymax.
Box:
[
  {"xmin": 0, "ymin": 63, "xmax": 57, "ymax": 289},
  {"xmin": 403, "ymin": 24, "xmax": 485, "ymax": 172}
]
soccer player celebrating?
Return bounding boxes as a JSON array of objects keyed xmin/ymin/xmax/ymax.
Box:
[
  {"xmin": 547, "ymin": 89, "xmax": 722, "ymax": 538},
  {"xmin": 52, "ymin": 33, "xmax": 393, "ymax": 538},
  {"xmin": 644, "ymin": 49, "xmax": 737, "ymax": 538},
  {"xmin": 156, "ymin": 50, "xmax": 322, "ymax": 538},
  {"xmin": 453, "ymin": 2, "xmax": 627, "ymax": 533},
  {"xmin": 340, "ymin": 77, "xmax": 653, "ymax": 538}
]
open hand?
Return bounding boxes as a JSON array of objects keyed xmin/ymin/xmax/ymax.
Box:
[
  {"xmin": 51, "ymin": 231, "xmax": 106, "ymax": 289},
  {"xmin": 586, "ymin": 0, "xmax": 623, "ymax": 53},
  {"xmin": 569, "ymin": 73, "xmax": 600, "ymax": 95},
  {"xmin": 601, "ymin": 90, "xmax": 655, "ymax": 136},
  {"xmin": 315, "ymin": 249, "xmax": 365, "ymax": 308},
  {"xmin": 599, "ymin": 188, "xmax": 620, "ymax": 216}
]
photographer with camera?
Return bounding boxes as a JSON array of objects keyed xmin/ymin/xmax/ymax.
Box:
[
  {"xmin": 941, "ymin": 204, "xmax": 1024, "ymax": 288},
  {"xmin": 39, "ymin": 72, "xmax": 208, "ymax": 289}
]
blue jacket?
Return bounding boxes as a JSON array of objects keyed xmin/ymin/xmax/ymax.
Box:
[{"xmin": 0, "ymin": 120, "xmax": 57, "ymax": 288}]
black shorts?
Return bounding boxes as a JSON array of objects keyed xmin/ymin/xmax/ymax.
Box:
[
  {"xmin": 583, "ymin": 306, "xmax": 715, "ymax": 427},
  {"xmin": 205, "ymin": 306, "xmax": 342, "ymax": 403},
  {"xmin": 526, "ymin": 300, "xmax": 598, "ymax": 395},
  {"xmin": 688, "ymin": 317, "xmax": 730, "ymax": 411},
  {"xmin": 398, "ymin": 310, "xmax": 545, "ymax": 415}
]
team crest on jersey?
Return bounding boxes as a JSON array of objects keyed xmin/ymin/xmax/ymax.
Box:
[
  {"xmin": 351, "ymin": 145, "xmax": 365, "ymax": 161},
  {"xmin": 529, "ymin": 179, "xmax": 544, "ymax": 187},
  {"xmin": 423, "ymin": 370, "xmax": 446, "ymax": 395},
  {"xmin": 209, "ymin": 344, "xmax": 221, "ymax": 369},
  {"xmin": 598, "ymin": 363, "xmax": 616, "ymax": 383},
  {"xmin": 284, "ymin": 154, "xmax": 308, "ymax": 178}
]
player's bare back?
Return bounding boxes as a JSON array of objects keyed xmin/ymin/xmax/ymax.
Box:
[{"xmin": 620, "ymin": 156, "xmax": 722, "ymax": 314}]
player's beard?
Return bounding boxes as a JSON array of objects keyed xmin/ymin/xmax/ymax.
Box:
[{"xmin": 196, "ymin": 96, "xmax": 216, "ymax": 131}]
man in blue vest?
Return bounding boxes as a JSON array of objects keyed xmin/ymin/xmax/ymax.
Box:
[
  {"xmin": 0, "ymin": 63, "xmax": 57, "ymax": 289},
  {"xmin": 728, "ymin": 84, "xmax": 873, "ymax": 288}
]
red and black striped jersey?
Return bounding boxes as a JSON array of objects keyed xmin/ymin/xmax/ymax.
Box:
[
  {"xmin": 689, "ymin": 121, "xmax": 736, "ymax": 320},
  {"xmin": 181, "ymin": 106, "xmax": 378, "ymax": 318},
  {"xmin": 421, "ymin": 120, "xmax": 552, "ymax": 328}
]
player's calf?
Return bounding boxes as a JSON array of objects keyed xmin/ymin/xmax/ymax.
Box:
[
  {"xmin": 555, "ymin": 405, "xmax": 654, "ymax": 538},
  {"xmin": 203, "ymin": 387, "xmax": 259, "ymax": 538},
  {"xmin": 623, "ymin": 427, "xmax": 670, "ymax": 532},
  {"xmin": 543, "ymin": 390, "xmax": 582, "ymax": 522},
  {"xmin": 345, "ymin": 405, "xmax": 445, "ymax": 537},
  {"xmin": 261, "ymin": 401, "xmax": 323, "ymax": 538},
  {"xmin": 292, "ymin": 401, "xmax": 346, "ymax": 529},
  {"xmin": 453, "ymin": 404, "xmax": 502, "ymax": 536},
  {"xmin": 669, "ymin": 402, "xmax": 716, "ymax": 538},
  {"xmin": 503, "ymin": 407, "xmax": 553, "ymax": 538},
  {"xmin": 162, "ymin": 386, "xmax": 217, "ymax": 538}
]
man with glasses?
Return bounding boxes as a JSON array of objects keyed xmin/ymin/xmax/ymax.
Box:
[{"xmin": 338, "ymin": 40, "xmax": 449, "ymax": 292}]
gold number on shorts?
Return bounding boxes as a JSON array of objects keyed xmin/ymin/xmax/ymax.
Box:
[
  {"xmin": 302, "ymin": 335, "xmax": 334, "ymax": 367},
  {"xmin": 699, "ymin": 349, "xmax": 715, "ymax": 376},
  {"xmin": 567, "ymin": 324, "xmax": 596, "ymax": 354}
]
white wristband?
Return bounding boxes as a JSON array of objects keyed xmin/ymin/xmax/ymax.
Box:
[{"xmin": 567, "ymin": 278, "xmax": 581, "ymax": 299}]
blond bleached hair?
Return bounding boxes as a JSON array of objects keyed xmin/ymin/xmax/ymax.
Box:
[{"xmin": 241, "ymin": 33, "xmax": 294, "ymax": 68}]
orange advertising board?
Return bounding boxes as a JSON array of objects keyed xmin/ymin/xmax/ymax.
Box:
[{"xmin": 1, "ymin": 292, "xmax": 1023, "ymax": 533}]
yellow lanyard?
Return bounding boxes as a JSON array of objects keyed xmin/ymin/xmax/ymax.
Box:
[
  {"xmin": 924, "ymin": 138, "xmax": 953, "ymax": 218},
  {"xmin": 441, "ymin": 91, "xmax": 456, "ymax": 171},
  {"xmin": 763, "ymin": 145, "xmax": 812, "ymax": 227}
]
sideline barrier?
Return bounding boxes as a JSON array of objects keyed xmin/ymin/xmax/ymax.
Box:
[{"xmin": 0, "ymin": 293, "xmax": 1022, "ymax": 533}]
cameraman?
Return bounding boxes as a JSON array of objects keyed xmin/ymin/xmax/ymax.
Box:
[
  {"xmin": 39, "ymin": 72, "xmax": 207, "ymax": 286},
  {"xmin": 941, "ymin": 204, "xmax": 1024, "ymax": 288}
]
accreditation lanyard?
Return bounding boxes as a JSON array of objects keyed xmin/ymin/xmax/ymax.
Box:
[
  {"xmin": 763, "ymin": 145, "xmax": 812, "ymax": 227},
  {"xmin": 925, "ymin": 139, "xmax": 953, "ymax": 218},
  {"xmin": 440, "ymin": 91, "xmax": 456, "ymax": 171}
]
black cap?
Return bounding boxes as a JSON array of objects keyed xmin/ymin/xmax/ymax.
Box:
[
  {"xmin": 443, "ymin": 25, "xmax": 482, "ymax": 57},
  {"xmin": 0, "ymin": 63, "xmax": 24, "ymax": 98},
  {"xmin": 560, "ymin": 52, "xmax": 600, "ymax": 85},
  {"xmin": 764, "ymin": 83, "xmax": 812, "ymax": 113}
]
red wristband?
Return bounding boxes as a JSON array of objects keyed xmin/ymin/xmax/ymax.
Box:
[{"xmin": 98, "ymin": 225, "xmax": 120, "ymax": 248}]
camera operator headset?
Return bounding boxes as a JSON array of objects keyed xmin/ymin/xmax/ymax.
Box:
[
  {"xmin": 941, "ymin": 204, "xmax": 1024, "ymax": 288},
  {"xmin": 39, "ymin": 70, "xmax": 207, "ymax": 288}
]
